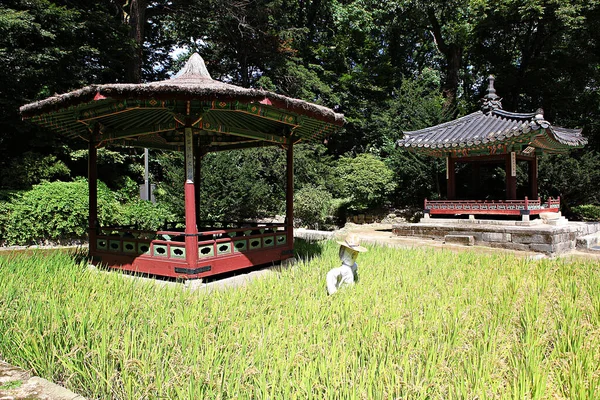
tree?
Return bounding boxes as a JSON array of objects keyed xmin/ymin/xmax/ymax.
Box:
[
  {"xmin": 0, "ymin": 0, "xmax": 131, "ymax": 189},
  {"xmin": 472, "ymin": 0, "xmax": 600, "ymax": 148},
  {"xmin": 539, "ymin": 151, "xmax": 600, "ymax": 215},
  {"xmin": 332, "ymin": 153, "xmax": 396, "ymax": 212}
]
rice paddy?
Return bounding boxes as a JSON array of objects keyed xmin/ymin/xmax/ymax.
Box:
[{"xmin": 0, "ymin": 241, "xmax": 599, "ymax": 399}]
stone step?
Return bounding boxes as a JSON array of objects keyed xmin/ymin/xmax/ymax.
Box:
[
  {"xmin": 544, "ymin": 217, "xmax": 569, "ymax": 226},
  {"xmin": 576, "ymin": 232, "xmax": 600, "ymax": 250},
  {"xmin": 294, "ymin": 228, "xmax": 334, "ymax": 242},
  {"xmin": 444, "ymin": 234, "xmax": 474, "ymax": 246}
]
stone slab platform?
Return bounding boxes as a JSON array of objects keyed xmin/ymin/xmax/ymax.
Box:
[
  {"xmin": 0, "ymin": 359, "xmax": 85, "ymax": 399},
  {"xmin": 392, "ymin": 220, "xmax": 600, "ymax": 255}
]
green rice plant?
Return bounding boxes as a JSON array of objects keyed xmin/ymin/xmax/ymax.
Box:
[{"xmin": 0, "ymin": 244, "xmax": 599, "ymax": 399}]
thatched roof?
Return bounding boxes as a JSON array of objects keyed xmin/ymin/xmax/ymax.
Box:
[{"xmin": 20, "ymin": 53, "xmax": 344, "ymax": 126}]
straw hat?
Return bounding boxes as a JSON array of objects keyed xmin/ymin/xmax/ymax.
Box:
[{"xmin": 336, "ymin": 235, "xmax": 368, "ymax": 252}]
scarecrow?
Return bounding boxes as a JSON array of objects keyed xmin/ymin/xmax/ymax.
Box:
[{"xmin": 326, "ymin": 236, "xmax": 368, "ymax": 295}]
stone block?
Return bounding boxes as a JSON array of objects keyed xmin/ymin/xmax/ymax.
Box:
[
  {"xmin": 444, "ymin": 235, "xmax": 474, "ymax": 246},
  {"xmin": 512, "ymin": 233, "xmax": 550, "ymax": 244},
  {"xmin": 551, "ymin": 232, "xmax": 575, "ymax": 244},
  {"xmin": 553, "ymin": 241, "xmax": 575, "ymax": 254},
  {"xmin": 546, "ymin": 218, "xmax": 568, "ymax": 226},
  {"xmin": 576, "ymin": 233, "xmax": 600, "ymax": 249},
  {"xmin": 482, "ymin": 232, "xmax": 511, "ymax": 242},
  {"xmin": 488, "ymin": 242, "xmax": 531, "ymax": 252},
  {"xmin": 529, "ymin": 243, "xmax": 555, "ymax": 254},
  {"xmin": 540, "ymin": 211, "xmax": 561, "ymax": 220}
]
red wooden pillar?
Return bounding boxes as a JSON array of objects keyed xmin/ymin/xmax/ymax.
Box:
[
  {"xmin": 194, "ymin": 138, "xmax": 206, "ymax": 228},
  {"xmin": 88, "ymin": 126, "xmax": 98, "ymax": 254},
  {"xmin": 446, "ymin": 156, "xmax": 456, "ymax": 200},
  {"xmin": 505, "ymin": 152, "xmax": 517, "ymax": 199},
  {"xmin": 285, "ymin": 136, "xmax": 294, "ymax": 247},
  {"xmin": 184, "ymin": 126, "xmax": 199, "ymax": 268},
  {"xmin": 471, "ymin": 162, "xmax": 480, "ymax": 199},
  {"xmin": 529, "ymin": 156, "xmax": 538, "ymax": 200}
]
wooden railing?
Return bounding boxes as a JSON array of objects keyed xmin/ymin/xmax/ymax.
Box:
[
  {"xmin": 424, "ymin": 197, "xmax": 560, "ymax": 216},
  {"xmin": 94, "ymin": 222, "xmax": 288, "ymax": 260}
]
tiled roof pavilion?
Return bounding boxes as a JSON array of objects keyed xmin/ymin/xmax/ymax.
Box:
[
  {"xmin": 396, "ymin": 76, "xmax": 586, "ymax": 158},
  {"xmin": 396, "ymin": 76, "xmax": 587, "ymax": 202}
]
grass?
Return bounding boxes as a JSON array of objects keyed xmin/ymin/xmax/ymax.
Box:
[
  {"xmin": 0, "ymin": 380, "xmax": 23, "ymax": 390},
  {"xmin": 0, "ymin": 241, "xmax": 599, "ymax": 399}
]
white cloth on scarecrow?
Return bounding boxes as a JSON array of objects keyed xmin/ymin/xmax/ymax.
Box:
[{"xmin": 326, "ymin": 236, "xmax": 367, "ymax": 295}]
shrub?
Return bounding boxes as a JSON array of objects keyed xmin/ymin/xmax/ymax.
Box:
[
  {"xmin": 2, "ymin": 179, "xmax": 119, "ymax": 245},
  {"xmin": 0, "ymin": 201, "xmax": 11, "ymax": 243},
  {"xmin": 332, "ymin": 153, "xmax": 396, "ymax": 212},
  {"xmin": 119, "ymin": 200, "xmax": 176, "ymax": 231},
  {"xmin": 572, "ymin": 205, "xmax": 600, "ymax": 221},
  {"xmin": 294, "ymin": 185, "xmax": 333, "ymax": 228},
  {"xmin": 115, "ymin": 176, "xmax": 142, "ymax": 203}
]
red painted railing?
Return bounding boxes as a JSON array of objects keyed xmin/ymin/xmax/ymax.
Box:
[
  {"xmin": 91, "ymin": 222, "xmax": 291, "ymax": 278},
  {"xmin": 424, "ymin": 197, "xmax": 560, "ymax": 216}
]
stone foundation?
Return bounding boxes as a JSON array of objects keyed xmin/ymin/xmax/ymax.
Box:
[{"xmin": 392, "ymin": 219, "xmax": 600, "ymax": 255}]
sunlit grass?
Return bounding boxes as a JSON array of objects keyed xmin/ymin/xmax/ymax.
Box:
[{"xmin": 0, "ymin": 242, "xmax": 599, "ymax": 399}]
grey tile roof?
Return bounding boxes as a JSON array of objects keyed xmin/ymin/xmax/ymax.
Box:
[{"xmin": 396, "ymin": 108, "xmax": 586, "ymax": 155}]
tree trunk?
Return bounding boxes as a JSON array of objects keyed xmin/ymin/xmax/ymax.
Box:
[
  {"xmin": 126, "ymin": 0, "xmax": 148, "ymax": 83},
  {"xmin": 442, "ymin": 43, "xmax": 462, "ymax": 107},
  {"xmin": 427, "ymin": 8, "xmax": 462, "ymax": 110}
]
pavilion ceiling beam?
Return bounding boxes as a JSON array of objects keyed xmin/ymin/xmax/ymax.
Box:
[
  {"xmin": 199, "ymin": 121, "xmax": 289, "ymax": 145},
  {"xmin": 119, "ymin": 139, "xmax": 181, "ymax": 152},
  {"xmin": 211, "ymin": 102, "xmax": 300, "ymax": 126},
  {"xmin": 213, "ymin": 110, "xmax": 272, "ymax": 135},
  {"xmin": 77, "ymin": 104, "xmax": 173, "ymax": 122},
  {"xmin": 204, "ymin": 141, "xmax": 279, "ymax": 153},
  {"xmin": 99, "ymin": 123, "xmax": 177, "ymax": 142}
]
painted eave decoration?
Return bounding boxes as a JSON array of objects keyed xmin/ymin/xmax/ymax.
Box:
[{"xmin": 20, "ymin": 53, "xmax": 345, "ymax": 152}]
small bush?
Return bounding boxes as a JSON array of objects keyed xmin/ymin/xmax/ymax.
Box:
[
  {"xmin": 294, "ymin": 185, "xmax": 333, "ymax": 228},
  {"xmin": 119, "ymin": 200, "xmax": 176, "ymax": 231},
  {"xmin": 572, "ymin": 204, "xmax": 600, "ymax": 221},
  {"xmin": 2, "ymin": 179, "xmax": 120, "ymax": 245},
  {"xmin": 0, "ymin": 201, "xmax": 11, "ymax": 243}
]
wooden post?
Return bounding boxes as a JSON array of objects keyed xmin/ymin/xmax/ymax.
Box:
[
  {"xmin": 184, "ymin": 126, "xmax": 199, "ymax": 268},
  {"xmin": 446, "ymin": 156, "xmax": 456, "ymax": 200},
  {"xmin": 285, "ymin": 135, "xmax": 294, "ymax": 247},
  {"xmin": 194, "ymin": 137, "xmax": 206, "ymax": 228},
  {"xmin": 88, "ymin": 126, "xmax": 98, "ymax": 254},
  {"xmin": 529, "ymin": 156, "xmax": 538, "ymax": 200},
  {"xmin": 505, "ymin": 152, "xmax": 517, "ymax": 199},
  {"xmin": 471, "ymin": 162, "xmax": 480, "ymax": 199}
]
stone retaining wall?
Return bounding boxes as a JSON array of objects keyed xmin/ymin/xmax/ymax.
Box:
[{"xmin": 392, "ymin": 221, "xmax": 600, "ymax": 255}]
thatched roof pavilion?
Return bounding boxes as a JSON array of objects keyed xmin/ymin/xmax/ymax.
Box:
[
  {"xmin": 21, "ymin": 53, "xmax": 343, "ymax": 152},
  {"xmin": 20, "ymin": 53, "xmax": 344, "ymax": 279}
]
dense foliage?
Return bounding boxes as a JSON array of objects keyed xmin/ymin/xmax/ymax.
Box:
[
  {"xmin": 0, "ymin": 180, "xmax": 174, "ymax": 245},
  {"xmin": 294, "ymin": 185, "xmax": 334, "ymax": 228},
  {"xmin": 1, "ymin": 0, "xmax": 600, "ymax": 230}
]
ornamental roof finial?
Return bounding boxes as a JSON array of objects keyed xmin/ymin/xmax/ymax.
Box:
[
  {"xmin": 173, "ymin": 52, "xmax": 212, "ymax": 80},
  {"xmin": 481, "ymin": 75, "xmax": 503, "ymax": 112}
]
